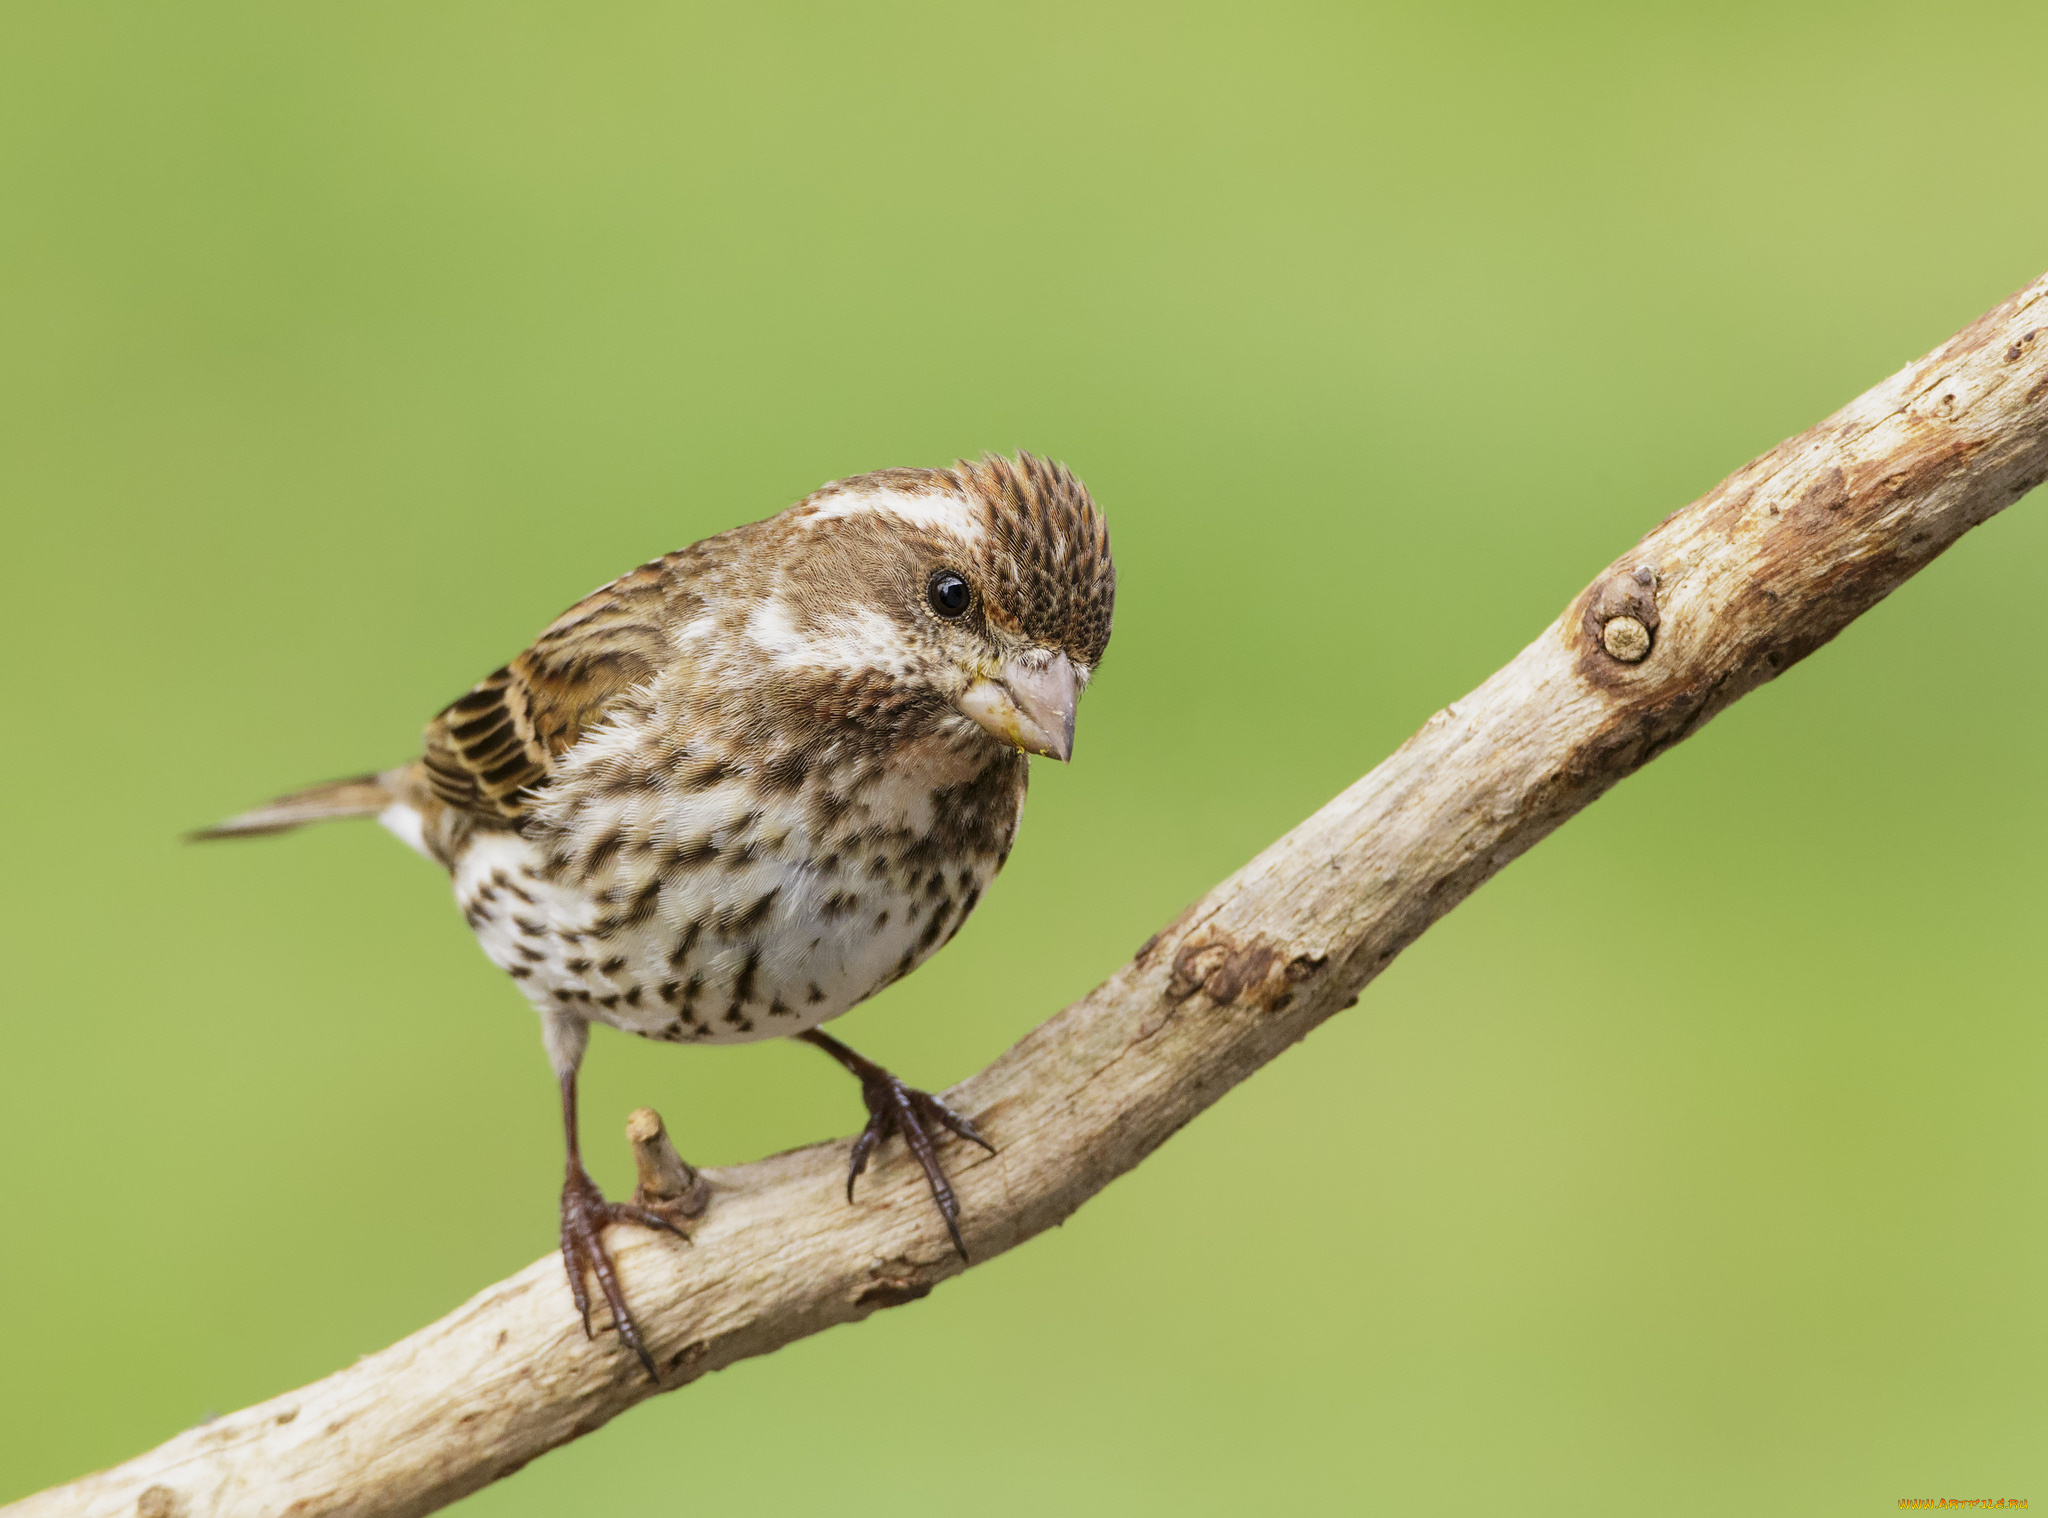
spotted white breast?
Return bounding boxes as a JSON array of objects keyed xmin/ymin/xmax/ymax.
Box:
[{"xmin": 387, "ymin": 735, "xmax": 1025, "ymax": 1048}]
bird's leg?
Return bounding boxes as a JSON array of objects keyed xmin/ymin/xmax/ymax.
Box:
[
  {"xmin": 798, "ymin": 1028, "xmax": 996, "ymax": 1260},
  {"xmin": 556, "ymin": 1067, "xmax": 687, "ymax": 1381}
]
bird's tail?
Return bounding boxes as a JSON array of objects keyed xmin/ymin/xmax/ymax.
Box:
[{"xmin": 189, "ymin": 770, "xmax": 399, "ymax": 841}]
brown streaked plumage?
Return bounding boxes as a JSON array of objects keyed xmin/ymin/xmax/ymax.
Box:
[{"xmin": 197, "ymin": 453, "xmax": 1115, "ymax": 1378}]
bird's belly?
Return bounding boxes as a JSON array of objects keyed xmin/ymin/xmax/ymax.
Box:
[{"xmin": 451, "ymin": 825, "xmax": 995, "ymax": 1048}]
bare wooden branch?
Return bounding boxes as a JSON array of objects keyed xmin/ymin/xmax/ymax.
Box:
[{"xmin": 13, "ymin": 272, "xmax": 2047, "ymax": 1518}]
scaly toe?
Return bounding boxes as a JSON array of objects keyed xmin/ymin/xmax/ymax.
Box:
[
  {"xmin": 559, "ymin": 1167, "xmax": 673, "ymax": 1381},
  {"xmin": 910, "ymin": 1089, "xmax": 995, "ymax": 1153}
]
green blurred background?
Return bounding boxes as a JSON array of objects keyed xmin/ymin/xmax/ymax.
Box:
[{"xmin": 3, "ymin": 2, "xmax": 2044, "ymax": 1511}]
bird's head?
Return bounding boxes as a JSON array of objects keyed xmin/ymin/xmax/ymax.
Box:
[{"xmin": 760, "ymin": 453, "xmax": 1115, "ymax": 762}]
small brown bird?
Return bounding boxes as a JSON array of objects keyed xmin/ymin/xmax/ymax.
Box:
[{"xmin": 197, "ymin": 454, "xmax": 1114, "ymax": 1376}]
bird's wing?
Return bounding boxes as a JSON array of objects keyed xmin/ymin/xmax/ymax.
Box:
[{"xmin": 422, "ymin": 560, "xmax": 676, "ymax": 822}]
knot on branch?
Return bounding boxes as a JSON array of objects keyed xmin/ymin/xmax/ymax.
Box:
[
  {"xmin": 1166, "ymin": 931, "xmax": 1326, "ymax": 1014},
  {"xmin": 855, "ymin": 1255, "xmax": 940, "ymax": 1312},
  {"xmin": 1579, "ymin": 562, "xmax": 1662, "ymax": 668}
]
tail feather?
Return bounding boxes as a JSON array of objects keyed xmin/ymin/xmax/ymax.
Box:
[{"xmin": 189, "ymin": 772, "xmax": 397, "ymax": 841}]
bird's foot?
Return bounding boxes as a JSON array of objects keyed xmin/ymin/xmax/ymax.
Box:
[
  {"xmin": 844, "ymin": 1064, "xmax": 997, "ymax": 1261},
  {"xmin": 559, "ymin": 1161, "xmax": 687, "ymax": 1381}
]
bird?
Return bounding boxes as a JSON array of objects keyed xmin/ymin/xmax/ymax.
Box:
[{"xmin": 194, "ymin": 452, "xmax": 1115, "ymax": 1378}]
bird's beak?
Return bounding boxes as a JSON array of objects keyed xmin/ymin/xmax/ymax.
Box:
[{"xmin": 960, "ymin": 651, "xmax": 1080, "ymax": 761}]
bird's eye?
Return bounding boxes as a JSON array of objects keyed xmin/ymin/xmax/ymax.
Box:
[{"xmin": 927, "ymin": 570, "xmax": 971, "ymax": 619}]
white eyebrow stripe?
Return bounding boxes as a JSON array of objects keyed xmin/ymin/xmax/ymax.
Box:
[{"xmin": 806, "ymin": 487, "xmax": 985, "ymax": 542}]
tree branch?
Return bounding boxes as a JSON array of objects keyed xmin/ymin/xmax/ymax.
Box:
[{"xmin": 14, "ymin": 272, "xmax": 2048, "ymax": 1518}]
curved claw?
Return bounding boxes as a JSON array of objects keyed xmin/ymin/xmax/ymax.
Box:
[
  {"xmin": 799, "ymin": 1029, "xmax": 996, "ymax": 1262},
  {"xmin": 843, "ymin": 1073, "xmax": 990, "ymax": 1262},
  {"xmin": 612, "ymin": 1202, "xmax": 694, "ymax": 1240},
  {"xmin": 912, "ymin": 1089, "xmax": 996, "ymax": 1155},
  {"xmin": 846, "ymin": 1120, "xmax": 885, "ymax": 1202},
  {"xmin": 560, "ymin": 1164, "xmax": 682, "ymax": 1382}
]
